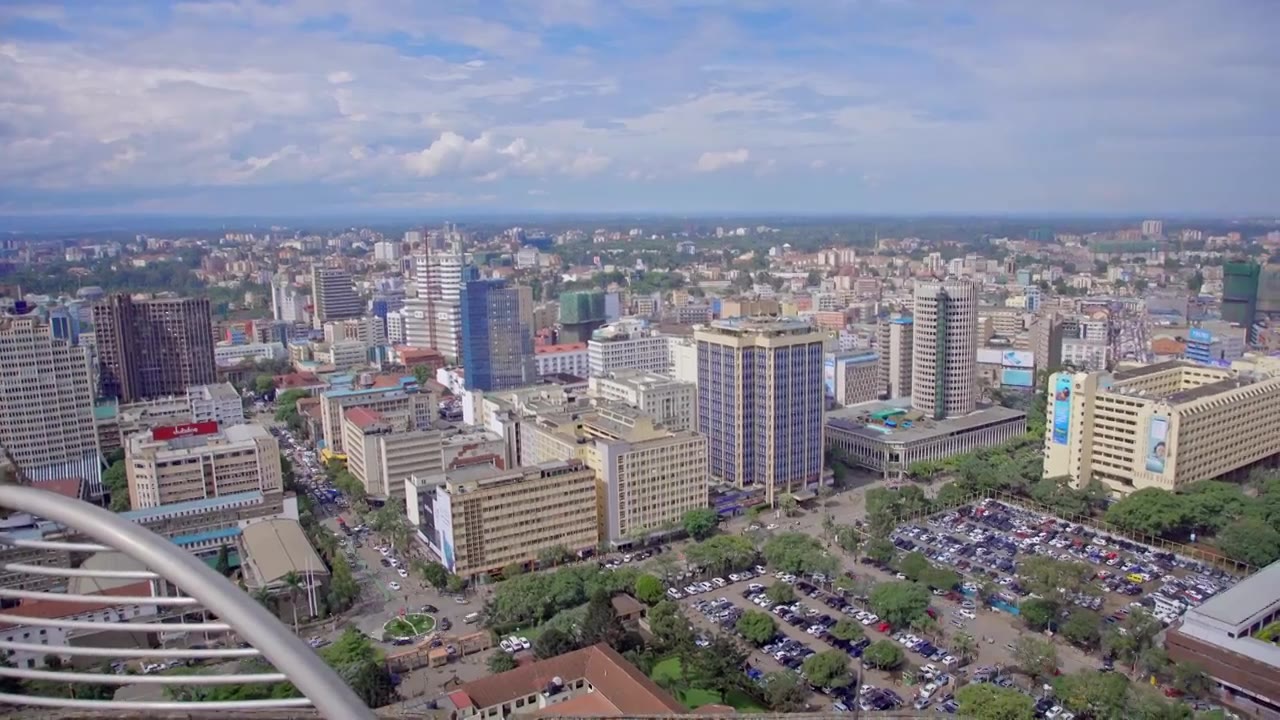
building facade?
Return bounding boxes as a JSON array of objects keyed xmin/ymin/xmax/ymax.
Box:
[
  {"xmin": 588, "ymin": 370, "xmax": 696, "ymax": 433},
  {"xmin": 1043, "ymin": 362, "xmax": 1280, "ymax": 494},
  {"xmin": 341, "ymin": 407, "xmax": 449, "ymax": 501},
  {"xmin": 186, "ymin": 383, "xmax": 246, "ymax": 426},
  {"xmin": 695, "ymin": 318, "xmax": 826, "ymax": 505},
  {"xmin": 0, "ymin": 310, "xmax": 103, "ymax": 494},
  {"xmin": 125, "ymin": 422, "xmax": 283, "ymax": 509},
  {"xmin": 309, "ymin": 266, "xmax": 363, "ymax": 327},
  {"xmin": 877, "ymin": 316, "xmax": 913, "ymax": 400},
  {"xmin": 459, "ymin": 278, "xmax": 535, "ymax": 392},
  {"xmin": 534, "ymin": 343, "xmax": 590, "ymax": 378},
  {"xmin": 827, "ymin": 351, "xmax": 880, "ymax": 407},
  {"xmin": 318, "ymin": 378, "xmax": 437, "ymax": 456},
  {"xmin": 428, "ymin": 461, "xmax": 598, "ymax": 578},
  {"xmin": 588, "ymin": 320, "xmax": 671, "ymax": 376},
  {"xmin": 92, "ymin": 294, "xmax": 217, "ymax": 403},
  {"xmin": 403, "ymin": 250, "xmax": 464, "ymax": 362},
  {"xmin": 911, "ymin": 280, "xmax": 979, "ymax": 419}
]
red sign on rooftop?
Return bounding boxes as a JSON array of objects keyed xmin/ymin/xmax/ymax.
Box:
[{"xmin": 152, "ymin": 421, "xmax": 219, "ymax": 441}]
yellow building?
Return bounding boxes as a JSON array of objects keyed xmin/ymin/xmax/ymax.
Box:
[
  {"xmin": 428, "ymin": 460, "xmax": 598, "ymax": 578},
  {"xmin": 1043, "ymin": 361, "xmax": 1280, "ymax": 493},
  {"xmin": 521, "ymin": 403, "xmax": 708, "ymax": 547}
]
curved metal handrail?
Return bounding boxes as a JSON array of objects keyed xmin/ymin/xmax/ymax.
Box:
[{"xmin": 0, "ymin": 484, "xmax": 377, "ymax": 719}]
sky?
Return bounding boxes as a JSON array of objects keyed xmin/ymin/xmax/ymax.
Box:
[{"xmin": 1, "ymin": 0, "xmax": 1278, "ymax": 217}]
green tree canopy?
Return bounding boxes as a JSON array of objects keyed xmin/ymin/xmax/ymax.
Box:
[
  {"xmin": 681, "ymin": 507, "xmax": 719, "ymax": 541},
  {"xmin": 684, "ymin": 534, "xmax": 757, "ymax": 575},
  {"xmin": 861, "ymin": 639, "xmax": 904, "ymax": 669},
  {"xmin": 765, "ymin": 582, "xmax": 796, "ymax": 606},
  {"xmin": 802, "ymin": 650, "xmax": 851, "ymax": 689},
  {"xmin": 633, "ymin": 574, "xmax": 665, "ymax": 605},
  {"xmin": 829, "ymin": 618, "xmax": 865, "ymax": 642},
  {"xmin": 735, "ymin": 610, "xmax": 777, "ymax": 646},
  {"xmin": 761, "ymin": 671, "xmax": 809, "ymax": 712},
  {"xmin": 1012, "ymin": 635, "xmax": 1059, "ymax": 681},
  {"xmin": 955, "ymin": 683, "xmax": 1036, "ymax": 720},
  {"xmin": 763, "ymin": 533, "xmax": 837, "ymax": 576},
  {"xmin": 487, "ymin": 651, "xmax": 517, "ymax": 673},
  {"xmin": 868, "ymin": 581, "xmax": 931, "ymax": 628}
]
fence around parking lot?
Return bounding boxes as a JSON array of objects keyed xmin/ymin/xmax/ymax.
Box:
[{"xmin": 865, "ymin": 488, "xmax": 1255, "ymax": 577}]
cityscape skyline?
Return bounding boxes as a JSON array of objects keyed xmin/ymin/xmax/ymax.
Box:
[{"xmin": 3, "ymin": 1, "xmax": 1278, "ymax": 217}]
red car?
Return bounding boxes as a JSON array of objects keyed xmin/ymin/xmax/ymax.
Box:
[{"xmin": 877, "ymin": 622, "xmax": 891, "ymax": 633}]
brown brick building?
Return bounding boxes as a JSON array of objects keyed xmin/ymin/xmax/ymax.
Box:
[{"xmin": 93, "ymin": 294, "xmax": 216, "ymax": 402}]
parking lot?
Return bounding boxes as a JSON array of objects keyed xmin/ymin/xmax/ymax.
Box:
[{"xmin": 892, "ymin": 499, "xmax": 1239, "ymax": 631}]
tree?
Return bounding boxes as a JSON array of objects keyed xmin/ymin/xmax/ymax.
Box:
[
  {"xmin": 412, "ymin": 365, "xmax": 432, "ymax": 386},
  {"xmin": 868, "ymin": 581, "xmax": 930, "ymax": 628},
  {"xmin": 633, "ymin": 574, "xmax": 665, "ymax": 605},
  {"xmin": 1019, "ymin": 598, "xmax": 1058, "ymax": 632},
  {"xmin": 538, "ymin": 545, "xmax": 570, "ymax": 569},
  {"xmin": 487, "ymin": 651, "xmax": 517, "ymax": 673},
  {"xmin": 761, "ymin": 671, "xmax": 809, "ymax": 712},
  {"xmin": 778, "ymin": 493, "xmax": 798, "ymax": 516},
  {"xmin": 763, "ymin": 533, "xmax": 837, "ymax": 576},
  {"xmin": 579, "ymin": 592, "xmax": 628, "ymax": 651},
  {"xmin": 1052, "ymin": 670, "xmax": 1131, "ymax": 719},
  {"xmin": 253, "ymin": 374, "xmax": 276, "ymax": 396},
  {"xmin": 102, "ymin": 460, "xmax": 130, "ymax": 512},
  {"xmin": 863, "ymin": 537, "xmax": 896, "ymax": 565},
  {"xmin": 684, "ymin": 535, "xmax": 757, "ymax": 575},
  {"xmin": 1019, "ymin": 556, "xmax": 1089, "ymax": 602},
  {"xmin": 534, "ymin": 627, "xmax": 578, "ymax": 659},
  {"xmin": 685, "ymin": 636, "xmax": 749, "ymax": 700},
  {"xmin": 1060, "ymin": 609, "xmax": 1102, "ymax": 649},
  {"xmin": 802, "ymin": 650, "xmax": 851, "ymax": 689},
  {"xmin": 502, "ymin": 562, "xmax": 525, "ymax": 579},
  {"xmin": 862, "ymin": 639, "xmax": 904, "ymax": 669},
  {"xmin": 735, "ymin": 610, "xmax": 777, "ymax": 646},
  {"xmin": 833, "ymin": 525, "xmax": 861, "ymax": 556},
  {"xmin": 1012, "ymin": 635, "xmax": 1058, "ymax": 681},
  {"xmin": 920, "ymin": 566, "xmax": 960, "ymax": 591},
  {"xmin": 898, "ymin": 551, "xmax": 930, "ymax": 581},
  {"xmin": 328, "ymin": 554, "xmax": 360, "ymax": 612},
  {"xmin": 682, "ymin": 507, "xmax": 719, "ymax": 541},
  {"xmin": 954, "ymin": 683, "xmax": 1036, "ymax": 720},
  {"xmin": 1105, "ymin": 488, "xmax": 1189, "ymax": 538},
  {"xmin": 765, "ymin": 582, "xmax": 796, "ymax": 606},
  {"xmin": 951, "ymin": 632, "xmax": 977, "ymax": 662},
  {"xmin": 1171, "ymin": 661, "xmax": 1213, "ymax": 698},
  {"xmin": 648, "ymin": 601, "xmax": 694, "ymax": 652},
  {"xmin": 214, "ymin": 544, "xmax": 232, "ymax": 576},
  {"xmin": 1216, "ymin": 516, "xmax": 1280, "ymax": 568},
  {"xmin": 829, "ymin": 618, "xmax": 865, "ymax": 642},
  {"xmin": 417, "ymin": 560, "xmax": 449, "ymax": 589},
  {"xmin": 282, "ymin": 571, "xmax": 304, "ymax": 631}
]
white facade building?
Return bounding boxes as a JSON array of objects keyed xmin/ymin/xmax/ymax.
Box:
[
  {"xmin": 587, "ymin": 320, "xmax": 671, "ymax": 376},
  {"xmin": 534, "ymin": 343, "xmax": 590, "ymax": 377},
  {"xmin": 911, "ymin": 280, "xmax": 978, "ymax": 419}
]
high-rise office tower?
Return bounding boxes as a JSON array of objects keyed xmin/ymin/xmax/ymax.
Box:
[
  {"xmin": 1141, "ymin": 219, "xmax": 1164, "ymax": 237},
  {"xmin": 460, "ymin": 276, "xmax": 535, "ymax": 392},
  {"xmin": 1029, "ymin": 309, "xmax": 1066, "ymax": 383},
  {"xmin": 911, "ymin": 280, "xmax": 978, "ymax": 419},
  {"xmin": 1222, "ymin": 261, "xmax": 1260, "ymax": 344},
  {"xmin": 92, "ymin": 294, "xmax": 217, "ymax": 403},
  {"xmin": 404, "ymin": 250, "xmax": 464, "ymax": 361},
  {"xmin": 695, "ymin": 318, "xmax": 826, "ymax": 506},
  {"xmin": 309, "ymin": 266, "xmax": 363, "ymax": 328},
  {"xmin": 876, "ymin": 315, "xmax": 914, "ymax": 399},
  {"xmin": 0, "ymin": 308, "xmax": 103, "ymax": 495}
]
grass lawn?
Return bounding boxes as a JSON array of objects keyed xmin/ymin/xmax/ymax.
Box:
[
  {"xmin": 383, "ymin": 613, "xmax": 435, "ymax": 639},
  {"xmin": 649, "ymin": 657, "xmax": 764, "ymax": 712}
]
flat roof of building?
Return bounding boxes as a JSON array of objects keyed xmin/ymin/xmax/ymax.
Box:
[
  {"xmin": 119, "ymin": 491, "xmax": 264, "ymax": 522},
  {"xmin": 1187, "ymin": 560, "xmax": 1280, "ymax": 629},
  {"xmin": 240, "ymin": 518, "xmax": 328, "ymax": 586},
  {"xmin": 826, "ymin": 400, "xmax": 1025, "ymax": 445},
  {"xmin": 172, "ymin": 526, "xmax": 242, "ymax": 546},
  {"xmin": 1111, "ymin": 359, "xmax": 1198, "ymax": 381}
]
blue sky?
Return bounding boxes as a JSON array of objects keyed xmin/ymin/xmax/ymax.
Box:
[{"xmin": 1, "ymin": 0, "xmax": 1277, "ymax": 216}]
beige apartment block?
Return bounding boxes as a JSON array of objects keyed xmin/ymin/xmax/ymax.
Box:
[
  {"xmin": 126, "ymin": 423, "xmax": 283, "ymax": 509},
  {"xmin": 430, "ymin": 460, "xmax": 598, "ymax": 578},
  {"xmin": 521, "ymin": 403, "xmax": 708, "ymax": 547},
  {"xmin": 341, "ymin": 407, "xmax": 448, "ymax": 501},
  {"xmin": 319, "ymin": 380, "xmax": 437, "ymax": 456},
  {"xmin": 588, "ymin": 370, "xmax": 696, "ymax": 432},
  {"xmin": 1043, "ymin": 360, "xmax": 1280, "ymax": 494}
]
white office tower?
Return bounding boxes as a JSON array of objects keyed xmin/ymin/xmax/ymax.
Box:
[
  {"xmin": 403, "ymin": 251, "xmax": 463, "ymax": 361},
  {"xmin": 0, "ymin": 310, "xmax": 103, "ymax": 495},
  {"xmin": 310, "ymin": 266, "xmax": 363, "ymax": 328},
  {"xmin": 270, "ymin": 276, "xmax": 307, "ymax": 324},
  {"xmin": 911, "ymin": 280, "xmax": 978, "ymax": 419},
  {"xmin": 374, "ymin": 241, "xmax": 403, "ymax": 263}
]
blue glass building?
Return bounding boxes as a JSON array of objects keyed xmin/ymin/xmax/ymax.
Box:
[{"xmin": 459, "ymin": 275, "xmax": 535, "ymax": 392}]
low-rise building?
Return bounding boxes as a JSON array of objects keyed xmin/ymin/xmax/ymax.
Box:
[
  {"xmin": 342, "ymin": 407, "xmax": 450, "ymax": 501},
  {"xmin": 826, "ymin": 351, "xmax": 880, "ymax": 407},
  {"xmin": 825, "ymin": 400, "xmax": 1026, "ymax": 480},
  {"xmin": 125, "ymin": 422, "xmax": 283, "ymax": 509},
  {"xmin": 0, "ymin": 581, "xmax": 161, "ymax": 670},
  {"xmin": 521, "ymin": 403, "xmax": 708, "ymax": 547},
  {"xmin": 535, "ymin": 342, "xmax": 590, "ymax": 378},
  {"xmin": 425, "ymin": 460, "xmax": 598, "ymax": 579},
  {"xmin": 588, "ymin": 320, "xmax": 671, "ymax": 376},
  {"xmin": 239, "ymin": 518, "xmax": 329, "ymax": 622},
  {"xmin": 318, "ymin": 377, "xmax": 437, "ymax": 456},
  {"xmin": 588, "ymin": 370, "xmax": 696, "ymax": 432},
  {"xmin": 186, "ymin": 383, "xmax": 246, "ymax": 426}
]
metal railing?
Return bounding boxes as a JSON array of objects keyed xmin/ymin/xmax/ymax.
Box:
[{"xmin": 0, "ymin": 484, "xmax": 376, "ymax": 719}]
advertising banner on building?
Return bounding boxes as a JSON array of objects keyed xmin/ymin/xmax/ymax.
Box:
[
  {"xmin": 1051, "ymin": 376, "xmax": 1072, "ymax": 445},
  {"xmin": 1001, "ymin": 368, "xmax": 1034, "ymax": 387},
  {"xmin": 1145, "ymin": 415, "xmax": 1170, "ymax": 474},
  {"xmin": 152, "ymin": 421, "xmax": 219, "ymax": 441},
  {"xmin": 1001, "ymin": 350, "xmax": 1034, "ymax": 368},
  {"xmin": 1188, "ymin": 328, "xmax": 1212, "ymax": 344}
]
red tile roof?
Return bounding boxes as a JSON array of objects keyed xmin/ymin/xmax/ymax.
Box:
[
  {"xmin": 343, "ymin": 407, "xmax": 384, "ymax": 429},
  {"xmin": 456, "ymin": 643, "xmax": 684, "ymax": 716},
  {"xmin": 535, "ymin": 343, "xmax": 587, "ymax": 354},
  {"xmin": 0, "ymin": 581, "xmax": 154, "ymax": 631},
  {"xmin": 30, "ymin": 477, "xmax": 85, "ymax": 500}
]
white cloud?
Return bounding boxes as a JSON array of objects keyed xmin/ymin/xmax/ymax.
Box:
[
  {"xmin": 402, "ymin": 131, "xmax": 611, "ymax": 181},
  {"xmin": 326, "ymin": 70, "xmax": 354, "ymax": 84},
  {"xmin": 695, "ymin": 148, "xmax": 750, "ymax": 172}
]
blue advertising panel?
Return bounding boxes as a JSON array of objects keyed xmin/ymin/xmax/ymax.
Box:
[
  {"xmin": 1189, "ymin": 328, "xmax": 1212, "ymax": 344},
  {"xmin": 1145, "ymin": 416, "xmax": 1170, "ymax": 474},
  {"xmin": 1001, "ymin": 368, "xmax": 1035, "ymax": 387},
  {"xmin": 1001, "ymin": 350, "xmax": 1034, "ymax": 368},
  {"xmin": 1051, "ymin": 376, "xmax": 1072, "ymax": 445}
]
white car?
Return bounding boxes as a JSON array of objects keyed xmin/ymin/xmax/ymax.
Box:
[
  {"xmin": 956, "ymin": 609, "xmax": 976, "ymax": 620},
  {"xmin": 499, "ymin": 639, "xmax": 514, "ymax": 653},
  {"xmin": 766, "ymin": 524, "xmax": 779, "ymax": 531},
  {"xmin": 748, "ymin": 583, "xmax": 765, "ymax": 592},
  {"xmin": 712, "ymin": 577, "xmax": 727, "ymax": 588},
  {"xmin": 397, "ymin": 568, "xmax": 409, "ymax": 578},
  {"xmin": 667, "ymin": 588, "xmax": 683, "ymax": 600},
  {"xmin": 1045, "ymin": 707, "xmax": 1063, "ymax": 719},
  {"xmin": 388, "ymin": 581, "xmax": 401, "ymax": 591},
  {"xmin": 685, "ymin": 585, "xmax": 699, "ymax": 595},
  {"xmin": 861, "ymin": 614, "xmax": 878, "ymax": 626}
]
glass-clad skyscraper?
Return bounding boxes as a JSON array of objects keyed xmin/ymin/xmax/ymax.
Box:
[{"xmin": 459, "ymin": 275, "xmax": 535, "ymax": 392}]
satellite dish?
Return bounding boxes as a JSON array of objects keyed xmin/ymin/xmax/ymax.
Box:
[{"xmin": 552, "ymin": 676, "xmax": 563, "ymax": 686}]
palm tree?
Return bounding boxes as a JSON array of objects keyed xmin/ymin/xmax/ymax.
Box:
[
  {"xmin": 252, "ymin": 587, "xmax": 277, "ymax": 616},
  {"xmin": 952, "ymin": 632, "xmax": 977, "ymax": 663},
  {"xmin": 282, "ymin": 571, "xmax": 304, "ymax": 632}
]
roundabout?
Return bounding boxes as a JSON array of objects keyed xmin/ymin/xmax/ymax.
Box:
[{"xmin": 382, "ymin": 613, "xmax": 435, "ymax": 640}]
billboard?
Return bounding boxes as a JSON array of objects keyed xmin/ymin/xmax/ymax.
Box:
[
  {"xmin": 1001, "ymin": 368, "xmax": 1034, "ymax": 387},
  {"xmin": 432, "ymin": 487, "xmax": 456, "ymax": 572},
  {"xmin": 977, "ymin": 349, "xmax": 1004, "ymax": 365},
  {"xmin": 1188, "ymin": 328, "xmax": 1212, "ymax": 344},
  {"xmin": 1145, "ymin": 415, "xmax": 1170, "ymax": 474},
  {"xmin": 152, "ymin": 421, "xmax": 219, "ymax": 441},
  {"xmin": 1002, "ymin": 350, "xmax": 1034, "ymax": 368},
  {"xmin": 823, "ymin": 358, "xmax": 836, "ymax": 398},
  {"xmin": 1051, "ymin": 376, "xmax": 1072, "ymax": 445}
]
